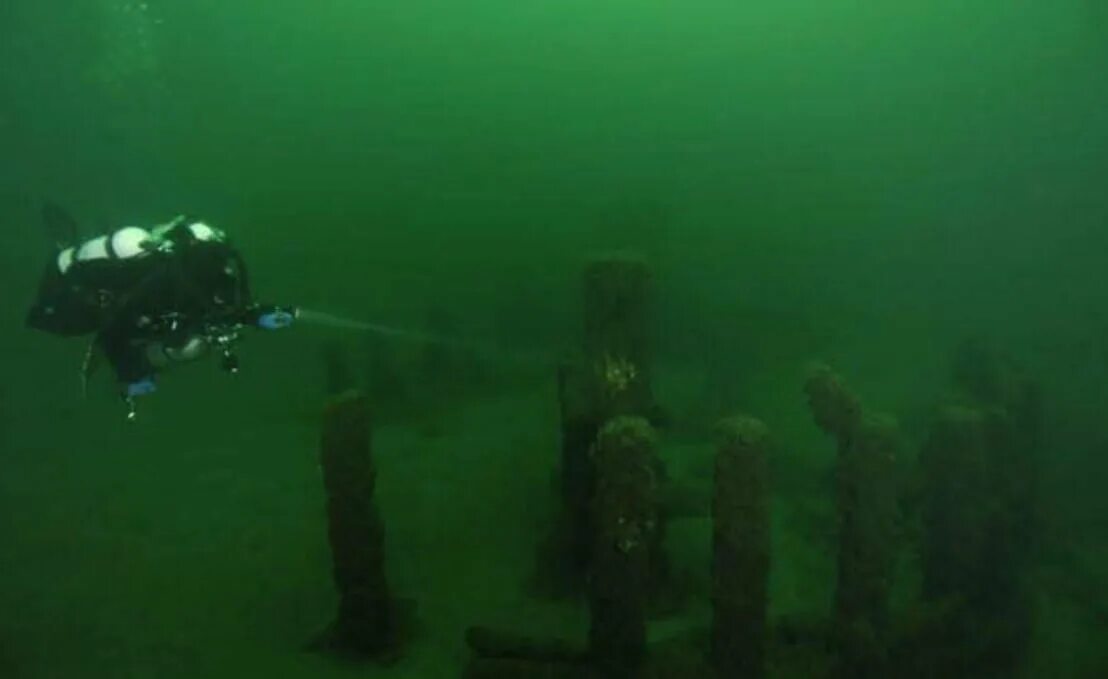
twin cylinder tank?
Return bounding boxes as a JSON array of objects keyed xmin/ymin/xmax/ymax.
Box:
[{"xmin": 56, "ymin": 220, "xmax": 223, "ymax": 274}]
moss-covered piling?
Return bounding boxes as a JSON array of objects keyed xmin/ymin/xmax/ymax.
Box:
[
  {"xmin": 583, "ymin": 255, "xmax": 654, "ymax": 419},
  {"xmin": 920, "ymin": 407, "xmax": 994, "ymax": 605},
  {"xmin": 833, "ymin": 413, "xmax": 898, "ymax": 679},
  {"xmin": 538, "ymin": 360, "xmax": 601, "ymax": 594},
  {"xmin": 805, "ymin": 365, "xmax": 899, "ymax": 679},
  {"xmin": 916, "ymin": 403, "xmax": 1035, "ymax": 676},
  {"xmin": 712, "ymin": 416, "xmax": 771, "ymax": 679},
  {"xmin": 539, "ymin": 254, "xmax": 660, "ymax": 596},
  {"xmin": 589, "ymin": 416, "xmax": 658, "ymax": 678},
  {"xmin": 316, "ymin": 390, "xmax": 402, "ymax": 660}
]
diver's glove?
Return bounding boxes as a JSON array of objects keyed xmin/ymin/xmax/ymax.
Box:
[
  {"xmin": 256, "ymin": 306, "xmax": 298, "ymax": 330},
  {"xmin": 126, "ymin": 376, "xmax": 158, "ymax": 398},
  {"xmin": 122, "ymin": 376, "xmax": 157, "ymax": 421}
]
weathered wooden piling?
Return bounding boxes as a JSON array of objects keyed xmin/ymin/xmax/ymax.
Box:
[
  {"xmin": 547, "ymin": 360, "xmax": 603, "ymax": 592},
  {"xmin": 583, "ymin": 255, "xmax": 655, "ymax": 419},
  {"xmin": 589, "ymin": 416, "xmax": 658, "ymax": 678},
  {"xmin": 804, "ymin": 365, "xmax": 899, "ymax": 679},
  {"xmin": 315, "ymin": 390, "xmax": 401, "ymax": 660},
  {"xmin": 803, "ymin": 363, "xmax": 861, "ymax": 446},
  {"xmin": 833, "ymin": 414, "xmax": 898, "ymax": 679},
  {"xmin": 920, "ymin": 406, "xmax": 993, "ymax": 606},
  {"xmin": 916, "ymin": 403, "xmax": 1034, "ymax": 677},
  {"xmin": 950, "ymin": 338, "xmax": 1041, "ymax": 553},
  {"xmin": 539, "ymin": 254, "xmax": 659, "ymax": 596},
  {"xmin": 712, "ymin": 416, "xmax": 772, "ymax": 679}
]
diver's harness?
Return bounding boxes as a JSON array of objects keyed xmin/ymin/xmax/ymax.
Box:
[{"xmin": 116, "ymin": 303, "xmax": 295, "ymax": 420}]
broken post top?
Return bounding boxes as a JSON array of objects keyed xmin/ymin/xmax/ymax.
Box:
[
  {"xmin": 713, "ymin": 415, "xmax": 772, "ymax": 526},
  {"xmin": 582, "ymin": 254, "xmax": 653, "ymax": 364},
  {"xmin": 583, "ymin": 253, "xmax": 652, "ymax": 282},
  {"xmin": 716, "ymin": 416, "xmax": 772, "ymax": 454},
  {"xmin": 952, "ymin": 337, "xmax": 1037, "ymax": 408},
  {"xmin": 324, "ymin": 389, "xmax": 371, "ymax": 419},
  {"xmin": 592, "ymin": 417, "xmax": 660, "ymax": 520},
  {"xmin": 595, "ymin": 416, "xmax": 658, "ymax": 458},
  {"xmin": 804, "ymin": 362, "xmax": 862, "ymax": 439}
]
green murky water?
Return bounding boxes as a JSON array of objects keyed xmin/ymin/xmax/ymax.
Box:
[{"xmin": 1, "ymin": 2, "xmax": 1106, "ymax": 677}]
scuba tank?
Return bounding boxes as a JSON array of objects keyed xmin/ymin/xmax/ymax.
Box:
[
  {"xmin": 55, "ymin": 219, "xmax": 225, "ymax": 274},
  {"xmin": 30, "ymin": 225, "xmax": 161, "ymax": 336},
  {"xmin": 56, "ymin": 226, "xmax": 153, "ymax": 274},
  {"xmin": 28, "ymin": 217, "xmax": 227, "ymax": 337}
]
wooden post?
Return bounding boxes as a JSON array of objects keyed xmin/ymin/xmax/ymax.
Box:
[
  {"xmin": 539, "ymin": 254, "xmax": 659, "ymax": 597},
  {"xmin": 805, "ymin": 365, "xmax": 898, "ymax": 679},
  {"xmin": 589, "ymin": 416, "xmax": 658, "ymax": 678},
  {"xmin": 315, "ymin": 390, "xmax": 401, "ymax": 660},
  {"xmin": 712, "ymin": 416, "xmax": 771, "ymax": 678}
]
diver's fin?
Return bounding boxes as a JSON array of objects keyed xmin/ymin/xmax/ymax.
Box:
[{"xmin": 41, "ymin": 200, "xmax": 80, "ymax": 250}]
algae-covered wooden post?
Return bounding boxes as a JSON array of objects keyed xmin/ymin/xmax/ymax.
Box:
[
  {"xmin": 909, "ymin": 340, "xmax": 1041, "ymax": 676},
  {"xmin": 712, "ymin": 416, "xmax": 772, "ymax": 679},
  {"xmin": 834, "ymin": 414, "xmax": 898, "ymax": 679},
  {"xmin": 316, "ymin": 390, "xmax": 401, "ymax": 660},
  {"xmin": 551, "ymin": 360, "xmax": 602, "ymax": 592},
  {"xmin": 589, "ymin": 416, "xmax": 658, "ymax": 678},
  {"xmin": 583, "ymin": 255, "xmax": 654, "ymax": 419},
  {"xmin": 920, "ymin": 407, "xmax": 993, "ymax": 606},
  {"xmin": 541, "ymin": 254, "xmax": 657, "ymax": 596},
  {"xmin": 805, "ymin": 365, "xmax": 898, "ymax": 679},
  {"xmin": 918, "ymin": 403, "xmax": 1035, "ymax": 676}
]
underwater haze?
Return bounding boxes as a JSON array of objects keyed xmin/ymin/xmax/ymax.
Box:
[{"xmin": 2, "ymin": 1, "xmax": 1107, "ymax": 677}]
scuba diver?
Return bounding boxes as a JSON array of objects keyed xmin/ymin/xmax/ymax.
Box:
[{"xmin": 25, "ymin": 204, "xmax": 297, "ymax": 419}]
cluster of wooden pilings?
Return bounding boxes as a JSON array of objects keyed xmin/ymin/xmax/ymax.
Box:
[
  {"xmin": 306, "ymin": 261, "xmax": 1040, "ymax": 679},
  {"xmin": 802, "ymin": 347, "xmax": 1040, "ymax": 679},
  {"xmin": 908, "ymin": 339, "xmax": 1040, "ymax": 678},
  {"xmin": 466, "ymin": 255, "xmax": 774, "ymax": 678}
]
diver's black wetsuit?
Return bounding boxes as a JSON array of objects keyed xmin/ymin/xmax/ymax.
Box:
[{"xmin": 26, "ymin": 218, "xmax": 292, "ymax": 395}]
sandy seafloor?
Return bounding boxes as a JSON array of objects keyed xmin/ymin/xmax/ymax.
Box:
[{"xmin": 1, "ymin": 333, "xmax": 1106, "ymax": 679}]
